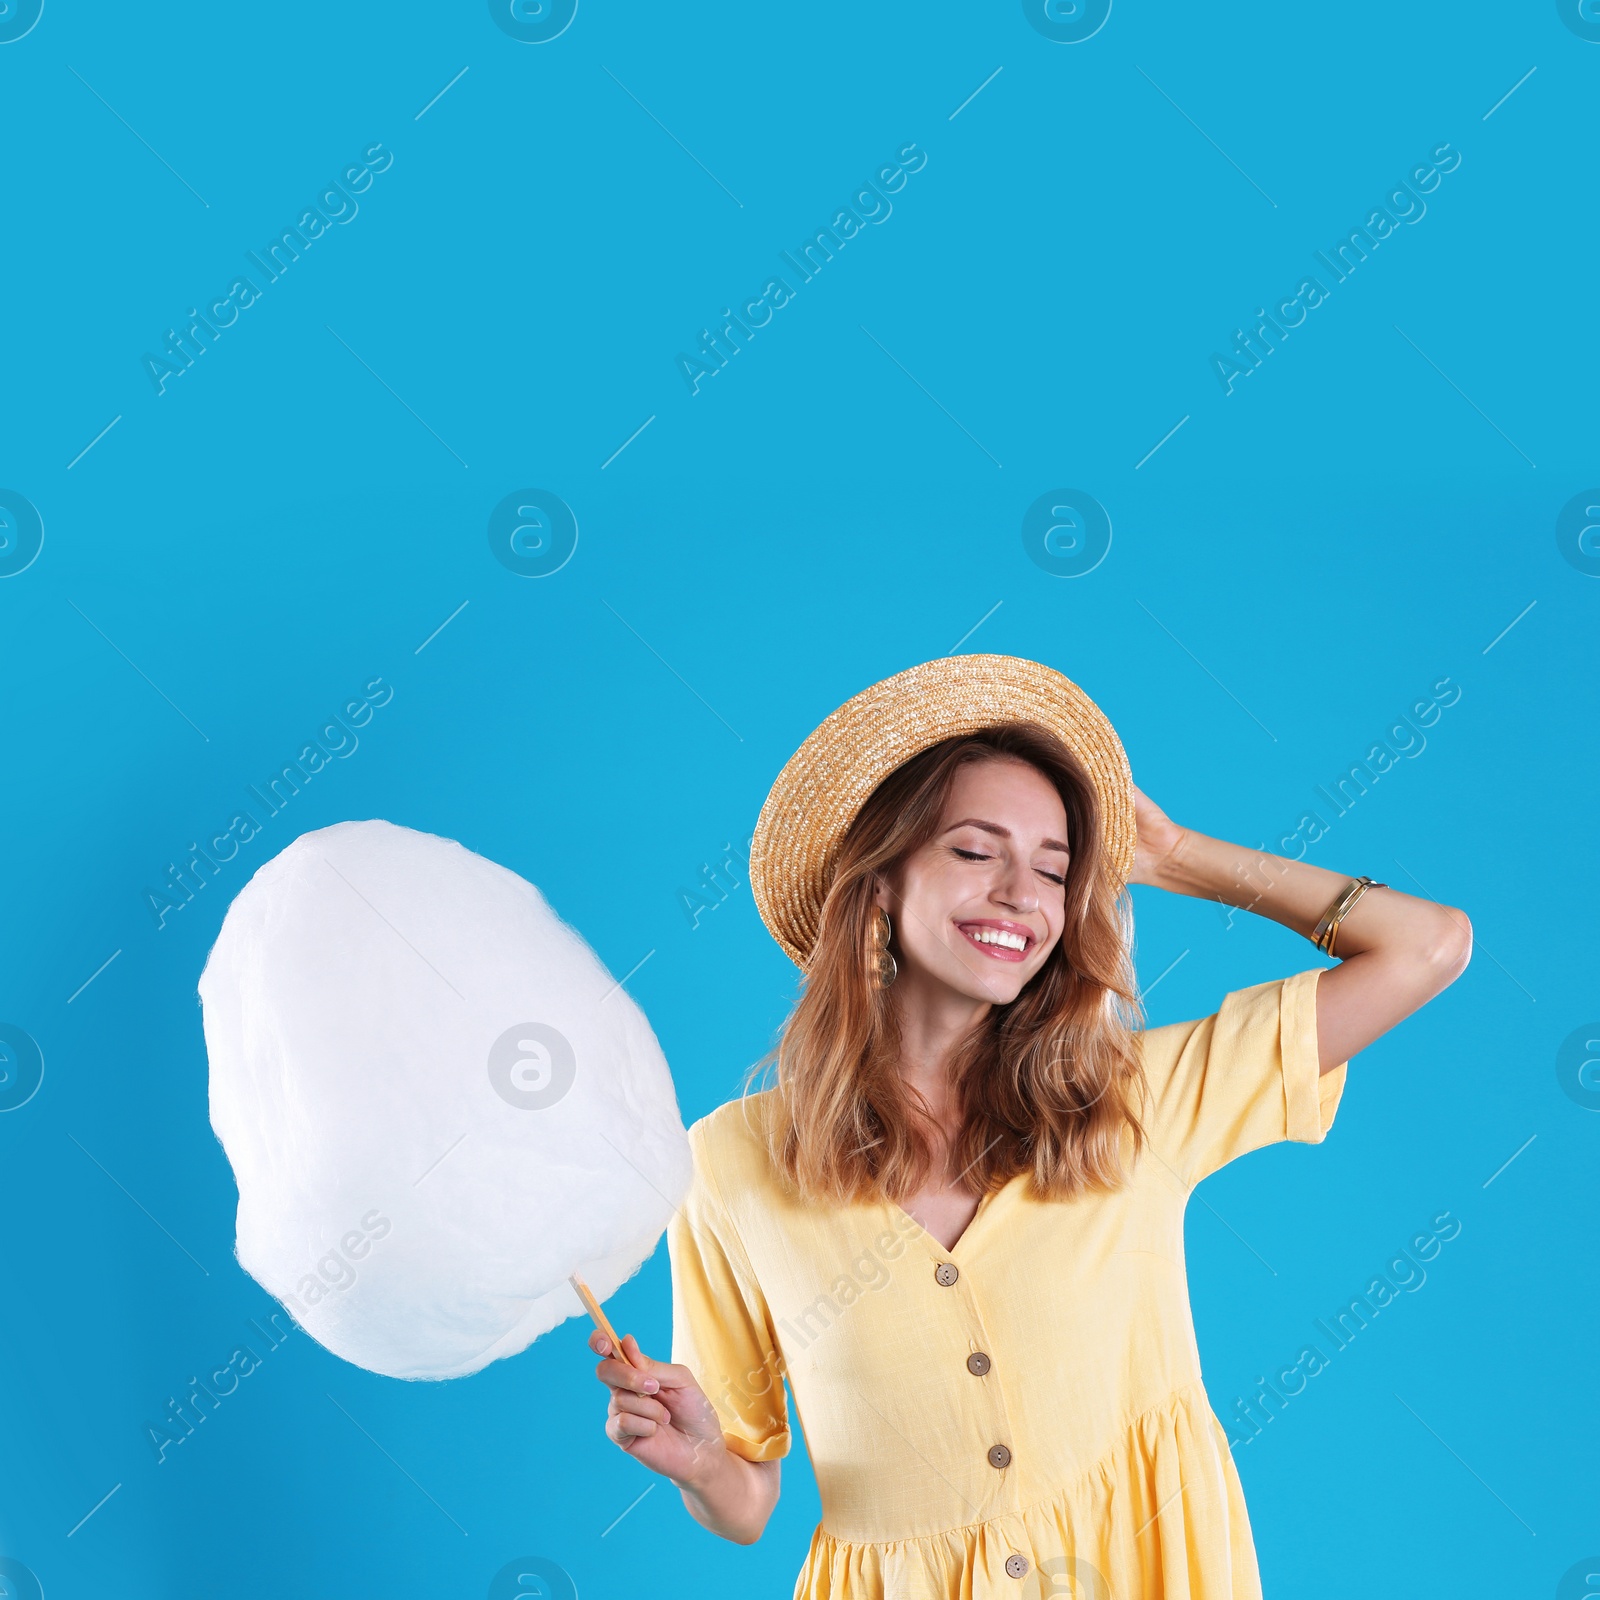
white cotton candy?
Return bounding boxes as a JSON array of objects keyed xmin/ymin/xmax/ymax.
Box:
[{"xmin": 200, "ymin": 819, "xmax": 691, "ymax": 1380}]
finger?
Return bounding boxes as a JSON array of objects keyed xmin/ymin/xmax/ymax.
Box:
[
  {"xmin": 610, "ymin": 1391, "xmax": 670, "ymax": 1424},
  {"xmin": 622, "ymin": 1345, "xmax": 699, "ymax": 1393},
  {"xmin": 619, "ymin": 1335, "xmax": 697, "ymax": 1385},
  {"xmin": 606, "ymin": 1412, "xmax": 657, "ymax": 1444},
  {"xmin": 595, "ymin": 1354, "xmax": 660, "ymax": 1395},
  {"xmin": 588, "ymin": 1330, "xmax": 612, "ymax": 1357}
]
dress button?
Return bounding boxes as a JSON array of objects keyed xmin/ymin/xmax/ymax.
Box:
[
  {"xmin": 987, "ymin": 1443, "xmax": 1012, "ymax": 1470},
  {"xmin": 1005, "ymin": 1553, "xmax": 1030, "ymax": 1580},
  {"xmin": 934, "ymin": 1261, "xmax": 959, "ymax": 1287},
  {"xmin": 966, "ymin": 1351, "xmax": 991, "ymax": 1376}
]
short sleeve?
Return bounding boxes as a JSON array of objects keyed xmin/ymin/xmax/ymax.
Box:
[
  {"xmin": 667, "ymin": 1126, "xmax": 791, "ymax": 1463},
  {"xmin": 1138, "ymin": 967, "xmax": 1347, "ymax": 1189}
]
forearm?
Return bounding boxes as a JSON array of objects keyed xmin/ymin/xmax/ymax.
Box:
[
  {"xmin": 1146, "ymin": 824, "xmax": 1472, "ymax": 1070},
  {"xmin": 675, "ymin": 1443, "xmax": 779, "ymax": 1545},
  {"xmin": 1151, "ymin": 827, "xmax": 1462, "ymax": 961}
]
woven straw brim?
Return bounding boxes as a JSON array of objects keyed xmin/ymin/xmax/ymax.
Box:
[{"xmin": 749, "ymin": 654, "xmax": 1135, "ymax": 969}]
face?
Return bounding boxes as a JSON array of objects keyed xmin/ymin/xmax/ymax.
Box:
[{"xmin": 877, "ymin": 757, "xmax": 1070, "ymax": 1008}]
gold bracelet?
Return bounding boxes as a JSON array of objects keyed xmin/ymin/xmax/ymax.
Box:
[{"xmin": 1311, "ymin": 876, "xmax": 1387, "ymax": 957}]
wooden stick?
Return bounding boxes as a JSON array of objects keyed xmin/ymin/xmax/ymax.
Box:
[{"xmin": 570, "ymin": 1273, "xmax": 640, "ymax": 1368}]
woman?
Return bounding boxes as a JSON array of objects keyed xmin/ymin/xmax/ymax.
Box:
[{"xmin": 588, "ymin": 655, "xmax": 1471, "ymax": 1597}]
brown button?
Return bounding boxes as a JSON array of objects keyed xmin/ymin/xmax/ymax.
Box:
[
  {"xmin": 1005, "ymin": 1553, "xmax": 1030, "ymax": 1580},
  {"xmin": 966, "ymin": 1351, "xmax": 991, "ymax": 1376},
  {"xmin": 934, "ymin": 1262, "xmax": 959, "ymax": 1287},
  {"xmin": 987, "ymin": 1443, "xmax": 1012, "ymax": 1470}
]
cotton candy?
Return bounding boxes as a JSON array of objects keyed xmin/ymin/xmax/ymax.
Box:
[{"xmin": 200, "ymin": 819, "xmax": 691, "ymax": 1380}]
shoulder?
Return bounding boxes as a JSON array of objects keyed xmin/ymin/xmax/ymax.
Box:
[
  {"xmin": 1131, "ymin": 968, "xmax": 1328, "ymax": 1152},
  {"xmin": 685, "ymin": 1088, "xmax": 784, "ymax": 1206},
  {"xmin": 1134, "ymin": 1005, "xmax": 1215, "ymax": 1088},
  {"xmin": 674, "ymin": 1089, "xmax": 798, "ymax": 1274},
  {"xmin": 689, "ymin": 1085, "xmax": 778, "ymax": 1151},
  {"xmin": 1136, "ymin": 970, "xmax": 1320, "ymax": 1070}
]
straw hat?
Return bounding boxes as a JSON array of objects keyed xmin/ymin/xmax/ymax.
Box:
[{"xmin": 749, "ymin": 654, "xmax": 1136, "ymax": 968}]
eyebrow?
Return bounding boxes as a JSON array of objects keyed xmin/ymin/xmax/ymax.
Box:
[{"xmin": 943, "ymin": 817, "xmax": 1071, "ymax": 854}]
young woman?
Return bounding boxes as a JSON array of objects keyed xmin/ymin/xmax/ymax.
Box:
[{"xmin": 589, "ymin": 655, "xmax": 1471, "ymax": 1598}]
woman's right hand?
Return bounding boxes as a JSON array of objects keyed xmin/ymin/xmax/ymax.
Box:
[
  {"xmin": 588, "ymin": 1329, "xmax": 782, "ymax": 1543},
  {"xmin": 588, "ymin": 1330, "xmax": 728, "ymax": 1486}
]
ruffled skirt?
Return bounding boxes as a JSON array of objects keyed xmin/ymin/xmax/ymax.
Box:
[{"xmin": 792, "ymin": 1387, "xmax": 1259, "ymax": 1600}]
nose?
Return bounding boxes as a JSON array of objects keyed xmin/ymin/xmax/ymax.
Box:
[{"xmin": 992, "ymin": 862, "xmax": 1038, "ymax": 915}]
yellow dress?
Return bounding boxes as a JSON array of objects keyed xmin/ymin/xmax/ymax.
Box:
[{"xmin": 668, "ymin": 968, "xmax": 1346, "ymax": 1599}]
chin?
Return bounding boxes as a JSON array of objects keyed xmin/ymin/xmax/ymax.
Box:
[{"xmin": 943, "ymin": 958, "xmax": 1035, "ymax": 1007}]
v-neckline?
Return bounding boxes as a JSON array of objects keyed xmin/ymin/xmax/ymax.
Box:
[{"xmin": 888, "ymin": 1173, "xmax": 1019, "ymax": 1260}]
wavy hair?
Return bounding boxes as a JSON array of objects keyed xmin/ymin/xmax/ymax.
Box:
[{"xmin": 748, "ymin": 723, "xmax": 1147, "ymax": 1205}]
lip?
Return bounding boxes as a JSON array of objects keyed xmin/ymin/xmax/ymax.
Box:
[{"xmin": 955, "ymin": 919, "xmax": 1036, "ymax": 963}]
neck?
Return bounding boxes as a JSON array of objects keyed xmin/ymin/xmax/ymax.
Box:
[{"xmin": 890, "ymin": 969, "xmax": 991, "ymax": 1130}]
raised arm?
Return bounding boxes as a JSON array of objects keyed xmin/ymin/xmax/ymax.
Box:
[{"xmin": 1129, "ymin": 788, "xmax": 1472, "ymax": 1072}]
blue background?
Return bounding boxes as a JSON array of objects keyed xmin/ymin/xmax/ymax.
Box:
[{"xmin": 1, "ymin": 1, "xmax": 1595, "ymax": 1595}]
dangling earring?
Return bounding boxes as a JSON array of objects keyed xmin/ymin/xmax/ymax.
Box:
[{"xmin": 871, "ymin": 908, "xmax": 898, "ymax": 989}]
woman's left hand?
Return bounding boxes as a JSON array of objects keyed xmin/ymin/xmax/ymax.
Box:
[
  {"xmin": 1121, "ymin": 785, "xmax": 1472, "ymax": 1071},
  {"xmin": 1128, "ymin": 786, "xmax": 1187, "ymax": 886}
]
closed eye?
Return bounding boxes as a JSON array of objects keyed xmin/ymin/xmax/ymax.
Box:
[{"xmin": 955, "ymin": 845, "xmax": 1065, "ymax": 885}]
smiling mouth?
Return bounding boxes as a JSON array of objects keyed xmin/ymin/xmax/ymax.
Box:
[{"xmin": 956, "ymin": 922, "xmax": 1033, "ymax": 962}]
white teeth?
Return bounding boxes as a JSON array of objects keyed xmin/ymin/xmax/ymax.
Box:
[{"xmin": 966, "ymin": 927, "xmax": 1026, "ymax": 952}]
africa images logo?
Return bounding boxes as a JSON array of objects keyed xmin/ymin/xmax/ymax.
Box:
[
  {"xmin": 1210, "ymin": 144, "xmax": 1461, "ymax": 394},
  {"xmin": 141, "ymin": 144, "xmax": 394, "ymax": 395},
  {"xmin": 675, "ymin": 144, "xmax": 928, "ymax": 395}
]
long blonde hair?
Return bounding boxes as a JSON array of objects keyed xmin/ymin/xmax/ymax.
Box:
[{"xmin": 748, "ymin": 723, "xmax": 1147, "ymax": 1205}]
